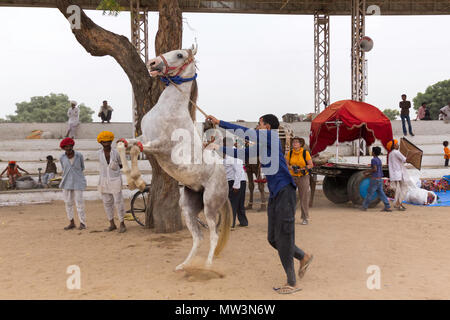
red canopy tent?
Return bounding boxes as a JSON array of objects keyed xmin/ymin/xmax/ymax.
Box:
[{"xmin": 309, "ymin": 100, "xmax": 393, "ymax": 156}]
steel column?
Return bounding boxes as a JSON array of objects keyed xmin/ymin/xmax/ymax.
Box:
[
  {"xmin": 351, "ymin": 0, "xmax": 366, "ymax": 102},
  {"xmin": 130, "ymin": 0, "xmax": 149, "ymax": 136},
  {"xmin": 314, "ymin": 12, "xmax": 330, "ymax": 113}
]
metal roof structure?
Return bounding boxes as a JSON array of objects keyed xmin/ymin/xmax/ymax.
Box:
[{"xmin": 1, "ymin": 0, "xmax": 450, "ymax": 15}]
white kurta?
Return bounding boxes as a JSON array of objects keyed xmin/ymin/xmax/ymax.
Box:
[
  {"xmin": 98, "ymin": 149, "xmax": 123, "ymax": 194},
  {"xmin": 388, "ymin": 150, "xmax": 407, "ymax": 182},
  {"xmin": 67, "ymin": 107, "xmax": 80, "ymax": 137},
  {"xmin": 98, "ymin": 149, "xmax": 125, "ymax": 222},
  {"xmin": 224, "ymin": 155, "xmax": 246, "ymax": 189}
]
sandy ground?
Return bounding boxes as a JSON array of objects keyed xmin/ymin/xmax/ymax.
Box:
[{"xmin": 0, "ymin": 192, "xmax": 450, "ymax": 300}]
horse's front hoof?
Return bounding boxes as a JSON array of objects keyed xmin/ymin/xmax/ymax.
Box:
[{"xmin": 175, "ymin": 264, "xmax": 185, "ymax": 272}]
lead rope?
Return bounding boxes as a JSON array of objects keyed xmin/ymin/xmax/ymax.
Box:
[{"xmin": 166, "ymin": 77, "xmax": 209, "ymax": 118}]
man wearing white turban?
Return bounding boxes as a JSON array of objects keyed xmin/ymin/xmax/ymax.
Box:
[{"xmin": 66, "ymin": 100, "xmax": 80, "ymax": 138}]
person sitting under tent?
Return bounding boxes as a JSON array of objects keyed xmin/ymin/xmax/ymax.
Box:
[{"xmin": 0, "ymin": 161, "xmax": 30, "ymax": 189}]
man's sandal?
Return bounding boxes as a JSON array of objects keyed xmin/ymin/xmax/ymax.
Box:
[{"xmin": 273, "ymin": 285, "xmax": 302, "ymax": 294}]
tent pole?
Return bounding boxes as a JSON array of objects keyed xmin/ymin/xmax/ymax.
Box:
[
  {"xmin": 357, "ymin": 128, "xmax": 361, "ymax": 164},
  {"xmin": 336, "ymin": 120, "xmax": 339, "ymax": 162}
]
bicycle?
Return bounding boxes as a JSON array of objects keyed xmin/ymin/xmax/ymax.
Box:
[{"xmin": 127, "ymin": 184, "xmax": 208, "ymax": 229}]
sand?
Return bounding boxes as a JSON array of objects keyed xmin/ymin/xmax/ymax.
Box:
[{"xmin": 0, "ymin": 192, "xmax": 449, "ymax": 300}]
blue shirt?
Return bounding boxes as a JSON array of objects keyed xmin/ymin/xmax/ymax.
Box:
[
  {"xmin": 371, "ymin": 156, "xmax": 383, "ymax": 178},
  {"xmin": 59, "ymin": 151, "xmax": 87, "ymax": 190},
  {"xmin": 219, "ymin": 120, "xmax": 296, "ymax": 198}
]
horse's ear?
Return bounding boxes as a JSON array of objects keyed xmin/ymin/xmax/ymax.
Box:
[{"xmin": 191, "ymin": 43, "xmax": 198, "ymax": 55}]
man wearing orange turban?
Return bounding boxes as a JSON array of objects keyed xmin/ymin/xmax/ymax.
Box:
[
  {"xmin": 97, "ymin": 131, "xmax": 127, "ymax": 233},
  {"xmin": 387, "ymin": 139, "xmax": 408, "ymax": 211}
]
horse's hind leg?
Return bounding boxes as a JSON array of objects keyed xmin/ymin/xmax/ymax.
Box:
[
  {"xmin": 175, "ymin": 187, "xmax": 204, "ymax": 271},
  {"xmin": 203, "ymin": 182, "xmax": 228, "ymax": 268}
]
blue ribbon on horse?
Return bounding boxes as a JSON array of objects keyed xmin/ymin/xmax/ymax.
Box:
[{"xmin": 160, "ymin": 73, "xmax": 197, "ymax": 86}]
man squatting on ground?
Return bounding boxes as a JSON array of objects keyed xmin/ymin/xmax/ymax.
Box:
[
  {"xmin": 59, "ymin": 138, "xmax": 87, "ymax": 230},
  {"xmin": 387, "ymin": 139, "xmax": 408, "ymax": 211},
  {"xmin": 97, "ymin": 131, "xmax": 126, "ymax": 233},
  {"xmin": 360, "ymin": 146, "xmax": 392, "ymax": 212},
  {"xmin": 206, "ymin": 114, "xmax": 313, "ymax": 295}
]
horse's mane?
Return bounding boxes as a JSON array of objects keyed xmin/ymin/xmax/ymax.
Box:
[{"xmin": 188, "ymin": 79, "xmax": 198, "ymax": 121}]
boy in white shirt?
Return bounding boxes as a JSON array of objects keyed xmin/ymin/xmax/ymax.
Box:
[
  {"xmin": 223, "ymin": 137, "xmax": 248, "ymax": 229},
  {"xmin": 97, "ymin": 131, "xmax": 126, "ymax": 233}
]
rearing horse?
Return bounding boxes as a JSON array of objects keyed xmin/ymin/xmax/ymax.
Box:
[{"xmin": 117, "ymin": 45, "xmax": 231, "ymax": 271}]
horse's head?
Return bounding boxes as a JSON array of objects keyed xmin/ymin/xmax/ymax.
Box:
[{"xmin": 147, "ymin": 44, "xmax": 197, "ymax": 78}]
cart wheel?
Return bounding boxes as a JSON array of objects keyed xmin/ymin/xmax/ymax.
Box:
[
  {"xmin": 130, "ymin": 188, "xmax": 150, "ymax": 226},
  {"xmin": 322, "ymin": 176, "xmax": 350, "ymax": 204},
  {"xmin": 347, "ymin": 171, "xmax": 381, "ymax": 208}
]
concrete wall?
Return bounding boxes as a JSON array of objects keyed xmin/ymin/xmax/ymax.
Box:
[
  {"xmin": 1, "ymin": 120, "xmax": 448, "ymax": 140},
  {"xmin": 0, "ymin": 122, "xmax": 134, "ymax": 140}
]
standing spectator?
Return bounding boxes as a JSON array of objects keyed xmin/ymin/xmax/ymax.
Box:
[
  {"xmin": 0, "ymin": 161, "xmax": 29, "ymax": 189},
  {"xmin": 399, "ymin": 94, "xmax": 414, "ymax": 136},
  {"xmin": 97, "ymin": 131, "xmax": 127, "ymax": 233},
  {"xmin": 98, "ymin": 100, "xmax": 114, "ymax": 124},
  {"xmin": 285, "ymin": 137, "xmax": 313, "ymax": 225},
  {"xmin": 440, "ymin": 102, "xmax": 450, "ymax": 123},
  {"xmin": 66, "ymin": 100, "xmax": 80, "ymax": 138},
  {"xmin": 360, "ymin": 147, "xmax": 392, "ymax": 212},
  {"xmin": 387, "ymin": 139, "xmax": 408, "ymax": 211},
  {"xmin": 415, "ymin": 103, "xmax": 426, "ymax": 121},
  {"xmin": 223, "ymin": 137, "xmax": 248, "ymax": 229},
  {"xmin": 59, "ymin": 138, "xmax": 87, "ymax": 230},
  {"xmin": 443, "ymin": 141, "xmax": 450, "ymax": 167},
  {"xmin": 42, "ymin": 155, "xmax": 57, "ymax": 186}
]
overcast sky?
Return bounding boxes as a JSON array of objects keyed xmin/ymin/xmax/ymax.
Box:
[{"xmin": 0, "ymin": 7, "xmax": 449, "ymax": 122}]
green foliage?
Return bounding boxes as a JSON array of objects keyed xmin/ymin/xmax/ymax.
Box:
[
  {"xmin": 383, "ymin": 108, "xmax": 400, "ymax": 121},
  {"xmin": 6, "ymin": 93, "xmax": 94, "ymax": 123},
  {"xmin": 413, "ymin": 79, "xmax": 450, "ymax": 120},
  {"xmin": 97, "ymin": 0, "xmax": 122, "ymax": 16}
]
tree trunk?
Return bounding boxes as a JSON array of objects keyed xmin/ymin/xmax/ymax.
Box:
[{"xmin": 55, "ymin": 0, "xmax": 184, "ymax": 233}]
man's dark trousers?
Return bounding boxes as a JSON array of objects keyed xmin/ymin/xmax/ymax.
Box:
[
  {"xmin": 100, "ymin": 110, "xmax": 112, "ymax": 122},
  {"xmin": 268, "ymin": 184, "xmax": 305, "ymax": 286},
  {"xmin": 400, "ymin": 114, "xmax": 413, "ymax": 135},
  {"xmin": 228, "ymin": 180, "xmax": 248, "ymax": 227}
]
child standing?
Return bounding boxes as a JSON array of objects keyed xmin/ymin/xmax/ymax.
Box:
[
  {"xmin": 444, "ymin": 141, "xmax": 449, "ymax": 167},
  {"xmin": 360, "ymin": 147, "xmax": 392, "ymax": 212}
]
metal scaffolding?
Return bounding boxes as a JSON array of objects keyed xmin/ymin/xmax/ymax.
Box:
[
  {"xmin": 351, "ymin": 0, "xmax": 366, "ymax": 102},
  {"xmin": 130, "ymin": 0, "xmax": 149, "ymax": 136},
  {"xmin": 314, "ymin": 12, "xmax": 330, "ymax": 113}
]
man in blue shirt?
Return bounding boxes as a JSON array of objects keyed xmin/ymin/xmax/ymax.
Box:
[
  {"xmin": 206, "ymin": 114, "xmax": 313, "ymax": 294},
  {"xmin": 361, "ymin": 146, "xmax": 392, "ymax": 212}
]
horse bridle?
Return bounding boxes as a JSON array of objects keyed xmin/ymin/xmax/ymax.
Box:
[{"xmin": 159, "ymin": 49, "xmax": 194, "ymax": 77}]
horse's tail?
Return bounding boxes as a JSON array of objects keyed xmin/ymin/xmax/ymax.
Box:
[{"xmin": 214, "ymin": 198, "xmax": 232, "ymax": 257}]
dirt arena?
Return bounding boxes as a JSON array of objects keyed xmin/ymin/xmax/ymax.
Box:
[{"xmin": 1, "ymin": 192, "xmax": 449, "ymax": 300}]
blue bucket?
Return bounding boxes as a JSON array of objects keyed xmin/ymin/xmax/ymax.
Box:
[{"xmin": 359, "ymin": 178, "xmax": 378, "ymax": 201}]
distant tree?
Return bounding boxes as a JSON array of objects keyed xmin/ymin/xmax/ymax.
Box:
[
  {"xmin": 5, "ymin": 93, "xmax": 94, "ymax": 123},
  {"xmin": 413, "ymin": 79, "xmax": 450, "ymax": 120},
  {"xmin": 383, "ymin": 108, "xmax": 400, "ymax": 120}
]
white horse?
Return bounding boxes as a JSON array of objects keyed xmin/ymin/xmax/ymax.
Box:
[{"xmin": 117, "ymin": 45, "xmax": 231, "ymax": 271}]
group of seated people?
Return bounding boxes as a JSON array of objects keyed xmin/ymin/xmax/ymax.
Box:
[{"xmin": 0, "ymin": 156, "xmax": 57, "ymax": 190}]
